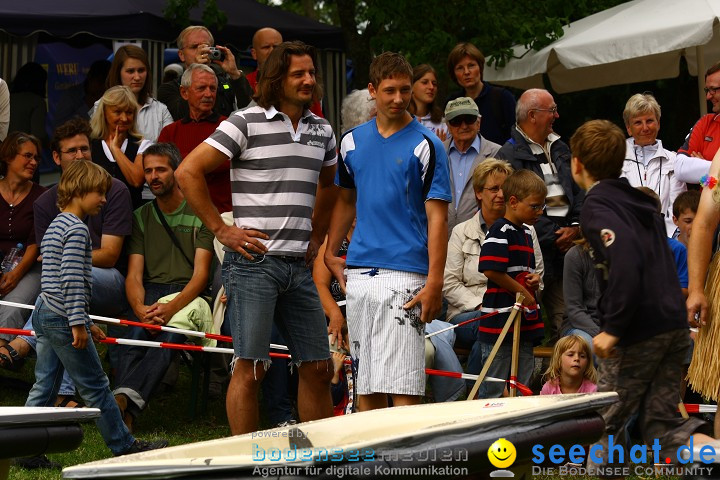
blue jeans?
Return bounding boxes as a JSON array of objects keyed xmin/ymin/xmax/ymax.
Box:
[
  {"xmin": 25, "ymin": 298, "xmax": 135, "ymax": 455},
  {"xmin": 450, "ymin": 310, "xmax": 485, "ymax": 383},
  {"xmin": 113, "ymin": 283, "xmax": 185, "ymax": 416},
  {"xmin": 425, "ymin": 320, "xmax": 465, "ymax": 402},
  {"xmin": 477, "ymin": 340, "xmax": 534, "ymax": 398},
  {"xmin": 18, "ymin": 267, "xmax": 129, "ymax": 396},
  {"xmin": 0, "ymin": 262, "xmax": 40, "ymax": 342},
  {"xmin": 91, "ymin": 267, "xmax": 131, "ymax": 369},
  {"xmin": 260, "ymin": 326, "xmax": 295, "ymax": 425},
  {"xmin": 222, "ymin": 252, "xmax": 329, "ymax": 364}
]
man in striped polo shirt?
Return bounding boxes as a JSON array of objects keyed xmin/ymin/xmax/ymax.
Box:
[{"xmin": 178, "ymin": 41, "xmax": 337, "ymax": 434}]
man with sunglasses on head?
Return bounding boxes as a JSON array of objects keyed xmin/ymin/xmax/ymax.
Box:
[
  {"xmin": 444, "ymin": 97, "xmax": 501, "ymax": 232},
  {"xmin": 496, "ymin": 88, "xmax": 583, "ymax": 344}
]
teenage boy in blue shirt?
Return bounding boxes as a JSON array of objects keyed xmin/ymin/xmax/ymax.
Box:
[{"xmin": 324, "ymin": 52, "xmax": 451, "ymax": 410}]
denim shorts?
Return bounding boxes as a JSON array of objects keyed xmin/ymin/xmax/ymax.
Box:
[{"xmin": 221, "ymin": 252, "xmax": 330, "ymax": 365}]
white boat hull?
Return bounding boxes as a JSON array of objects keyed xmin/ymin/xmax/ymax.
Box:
[{"xmin": 63, "ymin": 393, "xmax": 617, "ymax": 479}]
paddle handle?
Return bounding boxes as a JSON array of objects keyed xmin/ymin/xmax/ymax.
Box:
[
  {"xmin": 467, "ymin": 293, "xmax": 525, "ymax": 401},
  {"xmin": 509, "ymin": 295, "xmax": 522, "ymax": 397}
]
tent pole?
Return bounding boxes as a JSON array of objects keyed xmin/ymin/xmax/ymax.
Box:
[{"xmin": 698, "ymin": 45, "xmax": 707, "ymax": 116}]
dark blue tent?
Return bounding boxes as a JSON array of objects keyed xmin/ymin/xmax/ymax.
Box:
[
  {"xmin": 0, "ymin": 0, "xmax": 343, "ymax": 49},
  {"xmin": 0, "ymin": 0, "xmax": 346, "ymax": 134}
]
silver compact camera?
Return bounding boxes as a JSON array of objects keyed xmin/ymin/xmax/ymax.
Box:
[{"xmin": 208, "ymin": 47, "xmax": 225, "ymax": 61}]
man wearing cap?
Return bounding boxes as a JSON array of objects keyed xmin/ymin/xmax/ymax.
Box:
[{"xmin": 444, "ymin": 97, "xmax": 501, "ymax": 233}]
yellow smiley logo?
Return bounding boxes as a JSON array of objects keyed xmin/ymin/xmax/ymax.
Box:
[{"xmin": 488, "ymin": 438, "xmax": 516, "ymax": 469}]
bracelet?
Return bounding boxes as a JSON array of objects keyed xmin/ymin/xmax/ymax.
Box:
[{"xmin": 700, "ymin": 174, "xmax": 718, "ymax": 189}]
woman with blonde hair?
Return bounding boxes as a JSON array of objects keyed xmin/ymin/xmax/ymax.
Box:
[
  {"xmin": 541, "ymin": 334, "xmax": 598, "ymax": 394},
  {"xmin": 90, "ymin": 85, "xmax": 152, "ymax": 209},
  {"xmin": 90, "ymin": 45, "xmax": 172, "ymax": 142},
  {"xmin": 621, "ymin": 92, "xmax": 686, "ymax": 236}
]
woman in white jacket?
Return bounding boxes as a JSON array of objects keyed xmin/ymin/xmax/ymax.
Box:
[{"xmin": 621, "ymin": 93, "xmax": 688, "ymax": 237}]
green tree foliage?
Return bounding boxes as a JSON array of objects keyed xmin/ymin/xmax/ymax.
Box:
[
  {"xmin": 259, "ymin": 0, "xmax": 628, "ymax": 89},
  {"xmin": 168, "ymin": 0, "xmax": 629, "ymax": 90},
  {"xmin": 164, "ymin": 0, "xmax": 228, "ymax": 30}
]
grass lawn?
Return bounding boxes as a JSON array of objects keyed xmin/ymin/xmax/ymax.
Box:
[
  {"xmin": 1, "ymin": 344, "xmax": 230, "ymax": 480},
  {"xmin": 0, "ymin": 344, "xmax": 686, "ymax": 480}
]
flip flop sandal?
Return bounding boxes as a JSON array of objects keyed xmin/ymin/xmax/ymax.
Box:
[
  {"xmin": 54, "ymin": 396, "xmax": 86, "ymax": 408},
  {"xmin": 0, "ymin": 344, "xmax": 25, "ymax": 371}
]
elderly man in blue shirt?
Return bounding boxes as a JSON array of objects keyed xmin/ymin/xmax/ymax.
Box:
[{"xmin": 444, "ymin": 97, "xmax": 502, "ymax": 233}]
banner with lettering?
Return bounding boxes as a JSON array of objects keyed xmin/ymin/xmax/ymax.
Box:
[{"xmin": 34, "ymin": 42, "xmax": 111, "ymax": 171}]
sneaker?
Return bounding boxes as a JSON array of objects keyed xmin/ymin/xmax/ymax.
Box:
[
  {"xmin": 14, "ymin": 454, "xmax": 61, "ymax": 469},
  {"xmin": 208, "ymin": 381, "xmax": 223, "ymax": 400},
  {"xmin": 275, "ymin": 419, "xmax": 297, "ymax": 428},
  {"xmin": 116, "ymin": 438, "xmax": 169, "ymax": 456}
]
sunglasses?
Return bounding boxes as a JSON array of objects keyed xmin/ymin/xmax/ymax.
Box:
[{"xmin": 448, "ymin": 115, "xmax": 477, "ymax": 127}]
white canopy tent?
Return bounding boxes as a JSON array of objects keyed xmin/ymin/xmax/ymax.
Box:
[{"xmin": 484, "ymin": 0, "xmax": 720, "ymax": 114}]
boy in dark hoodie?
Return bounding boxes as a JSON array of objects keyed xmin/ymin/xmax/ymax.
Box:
[{"xmin": 570, "ymin": 120, "xmax": 710, "ymax": 476}]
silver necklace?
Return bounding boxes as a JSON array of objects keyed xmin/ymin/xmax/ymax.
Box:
[{"xmin": 1, "ymin": 181, "xmax": 24, "ymax": 208}]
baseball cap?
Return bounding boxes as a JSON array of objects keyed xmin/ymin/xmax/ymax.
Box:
[{"xmin": 444, "ymin": 97, "xmax": 479, "ymax": 121}]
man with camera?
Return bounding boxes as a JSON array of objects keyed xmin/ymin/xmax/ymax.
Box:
[{"xmin": 158, "ymin": 25, "xmax": 252, "ymax": 120}]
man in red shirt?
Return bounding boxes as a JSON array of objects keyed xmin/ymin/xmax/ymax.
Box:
[
  {"xmin": 158, "ymin": 63, "xmax": 230, "ymax": 213},
  {"xmin": 679, "ymin": 62, "xmax": 720, "ymax": 161},
  {"xmin": 245, "ymin": 28, "xmax": 283, "ymax": 92}
]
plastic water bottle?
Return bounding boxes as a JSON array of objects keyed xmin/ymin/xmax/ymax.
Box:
[{"xmin": 1, "ymin": 243, "xmax": 23, "ymax": 273}]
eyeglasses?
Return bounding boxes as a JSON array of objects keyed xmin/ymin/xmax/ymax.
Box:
[
  {"xmin": 448, "ymin": 115, "xmax": 478, "ymax": 127},
  {"xmin": 60, "ymin": 146, "xmax": 91, "ymax": 155},
  {"xmin": 521, "ymin": 200, "xmax": 546, "ymax": 211},
  {"xmin": 482, "ymin": 186, "xmax": 502, "ymax": 194},
  {"xmin": 531, "ymin": 106, "xmax": 558, "ymax": 114},
  {"xmin": 704, "ymin": 86, "xmax": 720, "ymax": 95},
  {"xmin": 16, "ymin": 152, "xmax": 39, "ymax": 161}
]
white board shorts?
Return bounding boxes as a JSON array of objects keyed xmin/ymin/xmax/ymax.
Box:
[{"xmin": 346, "ymin": 268, "xmax": 427, "ymax": 396}]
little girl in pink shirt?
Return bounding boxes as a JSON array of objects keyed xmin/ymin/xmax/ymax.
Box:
[{"xmin": 541, "ymin": 334, "xmax": 597, "ymax": 394}]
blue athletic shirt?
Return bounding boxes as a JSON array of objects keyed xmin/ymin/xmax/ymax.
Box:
[{"xmin": 336, "ymin": 118, "xmax": 451, "ymax": 275}]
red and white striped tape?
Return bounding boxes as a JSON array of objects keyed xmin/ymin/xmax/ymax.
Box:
[
  {"xmin": 682, "ymin": 404, "xmax": 717, "ymax": 414},
  {"xmin": 0, "ymin": 326, "xmax": 531, "ymax": 394}
]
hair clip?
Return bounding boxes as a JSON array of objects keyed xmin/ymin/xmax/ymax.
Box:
[{"xmin": 700, "ymin": 175, "xmax": 718, "ymax": 189}]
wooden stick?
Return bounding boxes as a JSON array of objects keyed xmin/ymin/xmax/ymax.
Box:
[
  {"xmin": 467, "ymin": 293, "xmax": 525, "ymax": 401},
  {"xmin": 678, "ymin": 398, "xmax": 690, "ymax": 419},
  {"xmin": 509, "ymin": 296, "xmax": 522, "ymax": 398}
]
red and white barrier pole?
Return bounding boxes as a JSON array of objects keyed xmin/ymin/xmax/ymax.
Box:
[
  {"xmin": 682, "ymin": 404, "xmax": 717, "ymax": 414},
  {"xmin": 0, "ymin": 300, "xmax": 497, "ymax": 344},
  {"xmin": 0, "ymin": 300, "xmax": 289, "ymax": 351},
  {"xmin": 0, "ymin": 327, "xmax": 531, "ymax": 393},
  {"xmin": 424, "ymin": 310, "xmax": 499, "ymax": 338}
]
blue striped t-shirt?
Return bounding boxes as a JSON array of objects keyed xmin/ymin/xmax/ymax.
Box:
[{"xmin": 39, "ymin": 212, "xmax": 93, "ymax": 327}]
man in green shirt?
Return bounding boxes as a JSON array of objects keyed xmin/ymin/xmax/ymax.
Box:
[{"xmin": 113, "ymin": 142, "xmax": 214, "ymax": 431}]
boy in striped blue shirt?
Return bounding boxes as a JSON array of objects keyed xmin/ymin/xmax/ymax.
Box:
[
  {"xmin": 476, "ymin": 169, "xmax": 547, "ymax": 398},
  {"xmin": 25, "ymin": 161, "xmax": 167, "ymax": 460}
]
